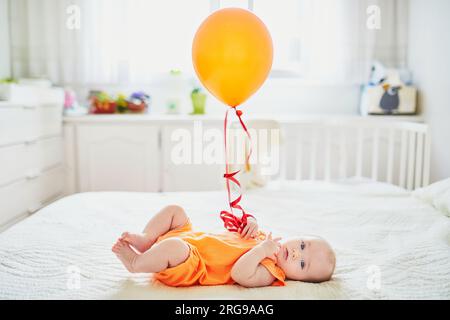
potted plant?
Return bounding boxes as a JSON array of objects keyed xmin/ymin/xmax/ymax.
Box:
[{"xmin": 190, "ymin": 87, "xmax": 207, "ymax": 115}]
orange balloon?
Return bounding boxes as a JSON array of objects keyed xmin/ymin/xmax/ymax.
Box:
[{"xmin": 192, "ymin": 8, "xmax": 273, "ymax": 108}]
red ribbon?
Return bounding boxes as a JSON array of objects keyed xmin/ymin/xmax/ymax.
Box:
[{"xmin": 220, "ymin": 107, "xmax": 255, "ymax": 232}]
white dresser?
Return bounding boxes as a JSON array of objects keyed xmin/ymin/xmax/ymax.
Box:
[
  {"xmin": 0, "ymin": 85, "xmax": 65, "ymax": 230},
  {"xmin": 64, "ymin": 115, "xmax": 224, "ymax": 193}
]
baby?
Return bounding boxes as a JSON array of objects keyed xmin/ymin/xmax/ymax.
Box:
[{"xmin": 112, "ymin": 205, "xmax": 336, "ymax": 287}]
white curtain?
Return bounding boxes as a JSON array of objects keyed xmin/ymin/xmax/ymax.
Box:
[
  {"xmin": 9, "ymin": 0, "xmax": 409, "ymax": 86},
  {"xmin": 295, "ymin": 0, "xmax": 409, "ymax": 83},
  {"xmin": 9, "ymin": 0, "xmax": 210, "ymax": 85}
]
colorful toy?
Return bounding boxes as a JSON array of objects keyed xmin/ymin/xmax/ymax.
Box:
[
  {"xmin": 116, "ymin": 93, "xmax": 128, "ymax": 113},
  {"xmin": 190, "ymin": 87, "xmax": 207, "ymax": 115},
  {"xmin": 64, "ymin": 89, "xmax": 76, "ymax": 110},
  {"xmin": 380, "ymin": 84, "xmax": 401, "ymax": 114},
  {"xmin": 128, "ymin": 91, "xmax": 150, "ymax": 113},
  {"xmin": 63, "ymin": 88, "xmax": 88, "ymax": 116},
  {"xmin": 192, "ymin": 8, "xmax": 273, "ymax": 232},
  {"xmin": 90, "ymin": 91, "xmax": 116, "ymax": 114}
]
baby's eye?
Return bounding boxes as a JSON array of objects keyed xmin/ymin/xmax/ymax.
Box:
[
  {"xmin": 300, "ymin": 241, "xmax": 305, "ymax": 250},
  {"xmin": 300, "ymin": 260, "xmax": 305, "ymax": 269}
]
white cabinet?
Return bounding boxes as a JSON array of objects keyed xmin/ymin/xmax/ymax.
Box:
[
  {"xmin": 64, "ymin": 116, "xmax": 224, "ymax": 193},
  {"xmin": 161, "ymin": 123, "xmax": 223, "ymax": 191},
  {"xmin": 75, "ymin": 124, "xmax": 160, "ymax": 192},
  {"xmin": 0, "ymin": 86, "xmax": 64, "ymax": 229}
]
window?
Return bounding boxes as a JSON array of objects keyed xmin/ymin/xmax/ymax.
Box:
[
  {"xmin": 80, "ymin": 0, "xmax": 212, "ymax": 82},
  {"xmin": 253, "ymin": 0, "xmax": 302, "ymax": 76},
  {"xmin": 216, "ymin": 0, "xmax": 302, "ymax": 76},
  {"xmin": 10, "ymin": 0, "xmax": 212, "ymax": 84},
  {"xmin": 10, "ymin": 0, "xmax": 408, "ymax": 85}
]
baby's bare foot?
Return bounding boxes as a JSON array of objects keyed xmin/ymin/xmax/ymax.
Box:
[
  {"xmin": 112, "ymin": 239, "xmax": 138, "ymax": 273},
  {"xmin": 120, "ymin": 232, "xmax": 153, "ymax": 253}
]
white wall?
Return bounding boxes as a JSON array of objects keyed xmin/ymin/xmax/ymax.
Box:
[
  {"xmin": 408, "ymin": 0, "xmax": 450, "ymax": 182},
  {"xmin": 0, "ymin": 0, "xmax": 10, "ymax": 78}
]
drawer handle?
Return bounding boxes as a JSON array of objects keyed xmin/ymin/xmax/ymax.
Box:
[
  {"xmin": 22, "ymin": 105, "xmax": 37, "ymax": 110},
  {"xmin": 25, "ymin": 137, "xmax": 38, "ymax": 145},
  {"xmin": 26, "ymin": 171, "xmax": 41, "ymax": 180}
]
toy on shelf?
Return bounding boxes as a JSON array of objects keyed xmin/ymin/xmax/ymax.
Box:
[
  {"xmin": 128, "ymin": 91, "xmax": 150, "ymax": 113},
  {"xmin": 88, "ymin": 90, "xmax": 151, "ymax": 114},
  {"xmin": 90, "ymin": 91, "xmax": 116, "ymax": 114},
  {"xmin": 360, "ymin": 61, "xmax": 417, "ymax": 116},
  {"xmin": 64, "ymin": 87, "xmax": 88, "ymax": 116},
  {"xmin": 190, "ymin": 87, "xmax": 207, "ymax": 115},
  {"xmin": 116, "ymin": 93, "xmax": 128, "ymax": 113}
]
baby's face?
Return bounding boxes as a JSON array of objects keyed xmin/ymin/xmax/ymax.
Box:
[{"xmin": 275, "ymin": 235, "xmax": 335, "ymax": 282}]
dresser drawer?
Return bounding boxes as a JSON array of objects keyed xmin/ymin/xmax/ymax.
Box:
[
  {"xmin": 0, "ymin": 105, "xmax": 38, "ymax": 146},
  {"xmin": 29, "ymin": 166, "xmax": 64, "ymax": 208},
  {"xmin": 33, "ymin": 136, "xmax": 63, "ymax": 171},
  {"xmin": 0, "ymin": 143, "xmax": 28, "ymax": 186},
  {"xmin": 0, "ymin": 179, "xmax": 29, "ymax": 226},
  {"xmin": 0, "ymin": 166, "xmax": 64, "ymax": 227},
  {"xmin": 0, "ymin": 104, "xmax": 62, "ymax": 147},
  {"xmin": 37, "ymin": 104, "xmax": 63, "ymax": 137},
  {"xmin": 0, "ymin": 136, "xmax": 63, "ymax": 187},
  {"xmin": 0, "ymin": 84, "xmax": 63, "ymax": 105},
  {"xmin": 0, "ymin": 84, "xmax": 38, "ymax": 102}
]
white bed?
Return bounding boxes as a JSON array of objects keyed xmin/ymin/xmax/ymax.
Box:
[{"xmin": 0, "ymin": 178, "xmax": 449, "ymax": 299}]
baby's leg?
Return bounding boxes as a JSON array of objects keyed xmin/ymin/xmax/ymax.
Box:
[
  {"xmin": 121, "ymin": 205, "xmax": 189, "ymax": 253},
  {"xmin": 112, "ymin": 237, "xmax": 190, "ymax": 273}
]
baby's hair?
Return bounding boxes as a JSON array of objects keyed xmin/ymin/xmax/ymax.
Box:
[
  {"xmin": 303, "ymin": 234, "xmax": 336, "ymax": 281},
  {"xmin": 328, "ymin": 244, "xmax": 336, "ymax": 278},
  {"xmin": 321, "ymin": 238, "xmax": 336, "ymax": 280}
]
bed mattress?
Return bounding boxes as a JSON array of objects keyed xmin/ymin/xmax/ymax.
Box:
[{"xmin": 0, "ymin": 179, "xmax": 449, "ymax": 299}]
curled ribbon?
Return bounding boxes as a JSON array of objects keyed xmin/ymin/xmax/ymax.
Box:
[{"xmin": 220, "ymin": 108, "xmax": 255, "ymax": 232}]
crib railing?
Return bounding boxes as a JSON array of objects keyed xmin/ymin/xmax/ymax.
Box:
[{"xmin": 279, "ymin": 118, "xmax": 430, "ymax": 190}]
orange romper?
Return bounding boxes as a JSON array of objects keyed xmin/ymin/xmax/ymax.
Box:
[{"xmin": 153, "ymin": 219, "xmax": 286, "ymax": 287}]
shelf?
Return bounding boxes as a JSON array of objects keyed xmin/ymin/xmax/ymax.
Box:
[{"xmin": 63, "ymin": 113, "xmax": 425, "ymax": 124}]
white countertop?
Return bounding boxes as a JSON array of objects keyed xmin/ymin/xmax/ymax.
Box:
[{"xmin": 63, "ymin": 113, "xmax": 425, "ymax": 124}]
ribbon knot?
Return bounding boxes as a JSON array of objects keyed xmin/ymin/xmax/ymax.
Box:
[{"xmin": 220, "ymin": 210, "xmax": 254, "ymax": 233}]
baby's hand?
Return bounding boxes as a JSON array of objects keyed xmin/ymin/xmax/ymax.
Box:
[
  {"xmin": 258, "ymin": 232, "xmax": 282, "ymax": 261},
  {"xmin": 239, "ymin": 216, "xmax": 259, "ymax": 239}
]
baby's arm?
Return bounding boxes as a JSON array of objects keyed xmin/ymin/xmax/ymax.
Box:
[{"xmin": 231, "ymin": 233, "xmax": 281, "ymax": 287}]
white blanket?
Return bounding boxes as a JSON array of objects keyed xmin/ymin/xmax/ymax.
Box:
[{"xmin": 0, "ymin": 179, "xmax": 449, "ymax": 299}]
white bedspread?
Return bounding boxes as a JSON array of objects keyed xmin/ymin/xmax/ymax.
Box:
[{"xmin": 0, "ymin": 179, "xmax": 449, "ymax": 299}]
